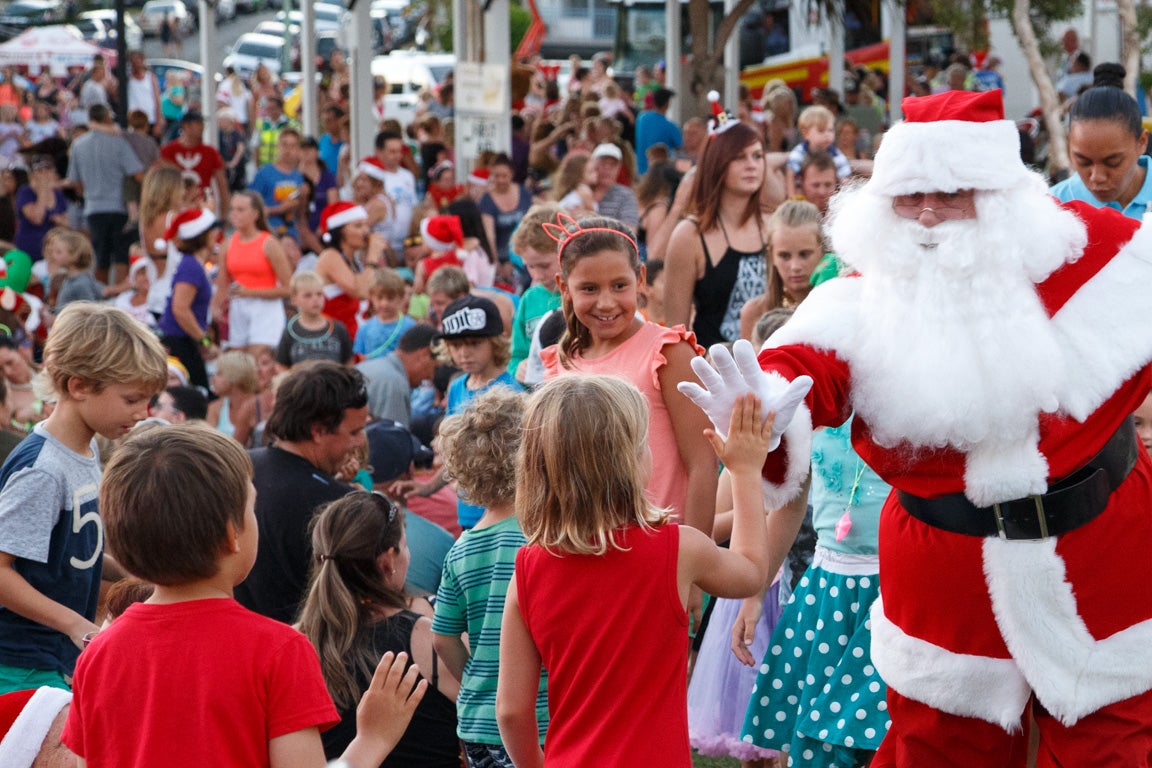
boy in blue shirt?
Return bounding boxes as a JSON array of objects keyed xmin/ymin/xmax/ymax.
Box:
[{"xmin": 0, "ymin": 303, "xmax": 168, "ymax": 693}]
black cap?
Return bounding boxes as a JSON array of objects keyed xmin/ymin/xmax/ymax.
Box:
[
  {"xmin": 366, "ymin": 419, "xmax": 434, "ymax": 483},
  {"xmin": 301, "ymin": 135, "xmax": 319, "ymax": 150},
  {"xmin": 438, "ymin": 295, "xmax": 504, "ymax": 339},
  {"xmin": 180, "ymin": 110, "xmax": 204, "ymax": 123}
]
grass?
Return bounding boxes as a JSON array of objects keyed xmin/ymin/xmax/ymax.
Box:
[{"xmin": 692, "ymin": 751, "xmax": 742, "ymax": 768}]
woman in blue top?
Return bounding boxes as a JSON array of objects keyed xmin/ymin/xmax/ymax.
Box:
[
  {"xmin": 158, "ymin": 209, "xmax": 219, "ymax": 390},
  {"xmin": 1050, "ymin": 63, "xmax": 1152, "ymax": 220}
]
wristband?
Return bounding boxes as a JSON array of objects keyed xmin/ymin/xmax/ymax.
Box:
[{"xmin": 199, "ymin": 335, "xmax": 212, "ymax": 348}]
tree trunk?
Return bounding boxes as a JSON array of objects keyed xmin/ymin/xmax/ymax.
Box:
[
  {"xmin": 685, "ymin": 0, "xmax": 760, "ymax": 117},
  {"xmin": 1117, "ymin": 0, "xmax": 1140, "ymax": 96},
  {"xmin": 1011, "ymin": 0, "xmax": 1068, "ymax": 176}
]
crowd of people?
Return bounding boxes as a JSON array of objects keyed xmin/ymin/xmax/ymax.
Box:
[{"xmin": 0, "ymin": 22, "xmax": 1148, "ymax": 768}]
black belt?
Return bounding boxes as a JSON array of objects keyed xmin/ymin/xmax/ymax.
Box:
[{"xmin": 898, "ymin": 418, "xmax": 1139, "ymax": 541}]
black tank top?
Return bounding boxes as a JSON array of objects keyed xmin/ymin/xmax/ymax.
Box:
[
  {"xmin": 321, "ymin": 609, "xmax": 460, "ymax": 767},
  {"xmin": 691, "ymin": 226, "xmax": 766, "ymax": 347}
]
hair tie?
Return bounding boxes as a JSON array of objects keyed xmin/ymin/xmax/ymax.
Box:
[
  {"xmin": 541, "ymin": 212, "xmax": 638, "ymax": 264},
  {"xmin": 316, "ymin": 553, "xmax": 335, "ymax": 564}
]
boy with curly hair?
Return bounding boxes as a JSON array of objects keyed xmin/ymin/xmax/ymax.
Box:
[{"xmin": 431, "ymin": 388, "xmax": 547, "ymax": 768}]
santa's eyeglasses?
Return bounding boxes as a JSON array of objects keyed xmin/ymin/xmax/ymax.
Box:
[{"xmin": 891, "ymin": 189, "xmax": 976, "ymax": 220}]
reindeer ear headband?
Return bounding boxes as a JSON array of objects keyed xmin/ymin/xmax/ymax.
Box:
[{"xmin": 541, "ymin": 212, "xmax": 639, "ymax": 263}]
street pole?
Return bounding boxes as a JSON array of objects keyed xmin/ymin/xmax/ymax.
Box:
[
  {"xmin": 349, "ymin": 0, "xmax": 375, "ymax": 165},
  {"xmin": 665, "ymin": 0, "xmax": 681, "ymax": 125},
  {"xmin": 114, "ymin": 0, "xmax": 128, "ymax": 126},
  {"xmin": 199, "ymin": 0, "xmax": 216, "ymax": 144},
  {"xmin": 301, "ymin": 0, "xmax": 317, "ymax": 136}
]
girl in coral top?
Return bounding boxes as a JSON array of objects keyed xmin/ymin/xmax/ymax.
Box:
[
  {"xmin": 541, "ymin": 215, "xmax": 717, "ymax": 534},
  {"xmin": 496, "ymin": 376, "xmax": 775, "ymax": 767}
]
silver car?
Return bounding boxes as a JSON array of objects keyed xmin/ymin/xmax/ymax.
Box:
[
  {"xmin": 137, "ymin": 0, "xmax": 195, "ymax": 37},
  {"xmin": 78, "ymin": 10, "xmax": 145, "ymax": 50}
]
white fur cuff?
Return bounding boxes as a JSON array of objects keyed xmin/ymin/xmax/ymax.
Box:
[
  {"xmin": 870, "ymin": 596, "xmax": 1031, "ymax": 731},
  {"xmin": 760, "ymin": 371, "xmax": 812, "ymax": 511},
  {"xmin": 0, "ymin": 686, "xmax": 72, "ymax": 768}
]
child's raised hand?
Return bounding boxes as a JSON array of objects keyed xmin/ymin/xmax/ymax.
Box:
[
  {"xmin": 344, "ymin": 651, "xmax": 428, "ymax": 768},
  {"xmin": 704, "ymin": 392, "xmax": 773, "ymax": 475}
]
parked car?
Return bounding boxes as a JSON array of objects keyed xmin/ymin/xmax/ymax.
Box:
[
  {"xmin": 370, "ymin": 52, "xmax": 454, "ymax": 129},
  {"xmin": 222, "ymin": 32, "xmax": 287, "ymax": 79},
  {"xmin": 78, "ymin": 10, "xmax": 145, "ymax": 50},
  {"xmin": 137, "ymin": 0, "xmax": 195, "ymax": 37},
  {"xmin": 213, "ymin": 0, "xmax": 236, "ymax": 23},
  {"xmin": 236, "ymin": 0, "xmax": 267, "ymax": 13},
  {"xmin": 147, "ymin": 57, "xmax": 203, "ymax": 94},
  {"xmin": 0, "ymin": 0, "xmax": 68, "ymax": 39},
  {"xmin": 274, "ymin": 4, "xmax": 343, "ymax": 34}
]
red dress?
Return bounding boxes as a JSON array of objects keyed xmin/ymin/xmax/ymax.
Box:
[{"xmin": 515, "ymin": 524, "xmax": 691, "ymax": 767}]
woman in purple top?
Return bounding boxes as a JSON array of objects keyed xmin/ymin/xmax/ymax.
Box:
[
  {"xmin": 14, "ymin": 158, "xmax": 67, "ymax": 261},
  {"xmin": 158, "ymin": 209, "xmax": 220, "ymax": 390}
]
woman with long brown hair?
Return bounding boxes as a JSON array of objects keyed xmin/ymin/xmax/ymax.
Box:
[{"xmin": 664, "ymin": 121, "xmax": 771, "ymax": 348}]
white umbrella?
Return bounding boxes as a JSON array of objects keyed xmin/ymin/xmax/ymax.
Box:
[{"xmin": 0, "ymin": 25, "xmax": 117, "ymax": 76}]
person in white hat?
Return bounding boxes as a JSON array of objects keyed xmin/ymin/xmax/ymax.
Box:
[
  {"xmin": 682, "ymin": 88, "xmax": 1152, "ymax": 765},
  {"xmin": 589, "ymin": 142, "xmax": 638, "ymax": 230}
]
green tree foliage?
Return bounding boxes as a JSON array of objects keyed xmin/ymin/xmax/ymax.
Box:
[{"xmin": 926, "ymin": 0, "xmax": 1082, "ymax": 55}]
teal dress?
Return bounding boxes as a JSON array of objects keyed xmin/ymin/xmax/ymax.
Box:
[{"xmin": 741, "ymin": 418, "xmax": 891, "ymax": 767}]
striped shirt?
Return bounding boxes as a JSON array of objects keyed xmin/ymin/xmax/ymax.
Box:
[{"xmin": 431, "ymin": 516, "xmax": 548, "ymax": 745}]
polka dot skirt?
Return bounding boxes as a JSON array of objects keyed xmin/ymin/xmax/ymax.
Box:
[{"xmin": 740, "ymin": 562, "xmax": 889, "ymax": 766}]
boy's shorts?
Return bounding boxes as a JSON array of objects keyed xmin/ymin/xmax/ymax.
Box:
[
  {"xmin": 464, "ymin": 742, "xmax": 514, "ymax": 768},
  {"xmin": 0, "ymin": 663, "xmax": 69, "ymax": 695}
]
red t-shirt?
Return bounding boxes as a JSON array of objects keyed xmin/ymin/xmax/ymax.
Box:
[
  {"xmin": 515, "ymin": 524, "xmax": 690, "ymax": 767},
  {"xmin": 62, "ymin": 598, "xmax": 339, "ymax": 768},
  {"xmin": 160, "ymin": 140, "xmax": 225, "ymax": 190}
]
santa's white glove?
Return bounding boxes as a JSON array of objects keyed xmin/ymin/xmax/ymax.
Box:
[{"xmin": 677, "ymin": 339, "xmax": 813, "ymax": 451}]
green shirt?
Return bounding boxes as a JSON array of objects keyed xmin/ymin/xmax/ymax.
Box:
[
  {"xmin": 508, "ymin": 284, "xmax": 562, "ymax": 377},
  {"xmin": 431, "ymin": 516, "xmax": 548, "ymax": 745}
]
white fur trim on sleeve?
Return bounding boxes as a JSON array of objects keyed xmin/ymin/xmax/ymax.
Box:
[
  {"xmin": 760, "ymin": 371, "xmax": 813, "ymax": 511},
  {"xmin": 983, "ymin": 536, "xmax": 1152, "ymax": 725},
  {"xmin": 0, "ymin": 686, "xmax": 72, "ymax": 768},
  {"xmin": 870, "ymin": 596, "xmax": 1031, "ymax": 731},
  {"xmin": 1052, "ymin": 221, "xmax": 1152, "ymax": 421}
]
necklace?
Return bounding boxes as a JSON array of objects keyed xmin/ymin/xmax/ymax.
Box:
[{"xmin": 835, "ymin": 458, "xmax": 867, "ymax": 543}]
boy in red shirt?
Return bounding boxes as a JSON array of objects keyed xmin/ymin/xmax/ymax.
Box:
[{"xmin": 61, "ymin": 425, "xmax": 426, "ymax": 768}]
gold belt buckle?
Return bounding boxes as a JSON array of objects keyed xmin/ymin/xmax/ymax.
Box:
[{"xmin": 992, "ymin": 495, "xmax": 1049, "ymax": 540}]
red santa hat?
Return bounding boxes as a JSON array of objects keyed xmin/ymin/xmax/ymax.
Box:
[
  {"xmin": 356, "ymin": 156, "xmax": 390, "ymax": 184},
  {"xmin": 154, "ymin": 208, "xmax": 216, "ymax": 251},
  {"xmin": 421, "ymin": 215, "xmax": 464, "ymax": 252},
  {"xmin": 467, "ymin": 167, "xmax": 490, "ymax": 186},
  {"xmin": 869, "ymin": 89, "xmax": 1031, "ymax": 196},
  {"xmin": 707, "ymin": 90, "xmax": 737, "ymax": 136},
  {"xmin": 319, "ymin": 201, "xmax": 368, "ymax": 243},
  {"xmin": 0, "ymin": 686, "xmax": 72, "ymax": 768}
]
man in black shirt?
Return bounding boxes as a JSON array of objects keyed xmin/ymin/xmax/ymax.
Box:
[{"xmin": 234, "ymin": 363, "xmax": 369, "ymax": 623}]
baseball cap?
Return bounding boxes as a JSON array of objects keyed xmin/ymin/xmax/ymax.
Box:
[
  {"xmin": 438, "ymin": 295, "xmax": 504, "ymax": 339},
  {"xmin": 366, "ymin": 419, "xmax": 434, "ymax": 483},
  {"xmin": 180, "ymin": 110, "xmax": 204, "ymax": 123},
  {"xmin": 592, "ymin": 143, "xmax": 622, "ymax": 161}
]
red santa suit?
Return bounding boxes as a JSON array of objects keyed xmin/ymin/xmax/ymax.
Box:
[{"xmin": 698, "ymin": 90, "xmax": 1152, "ymax": 766}]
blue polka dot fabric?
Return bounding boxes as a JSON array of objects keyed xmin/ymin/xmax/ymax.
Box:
[{"xmin": 740, "ymin": 558, "xmax": 889, "ymax": 766}]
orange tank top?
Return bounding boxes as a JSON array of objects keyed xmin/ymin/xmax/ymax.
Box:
[{"xmin": 225, "ymin": 231, "xmax": 278, "ymax": 290}]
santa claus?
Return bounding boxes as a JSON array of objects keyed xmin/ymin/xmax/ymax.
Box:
[{"xmin": 681, "ymin": 88, "xmax": 1152, "ymax": 765}]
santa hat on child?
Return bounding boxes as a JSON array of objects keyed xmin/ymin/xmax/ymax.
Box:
[
  {"xmin": 319, "ymin": 202, "xmax": 369, "ymax": 243},
  {"xmin": 356, "ymin": 156, "xmax": 390, "ymax": 183},
  {"xmin": 707, "ymin": 90, "xmax": 738, "ymax": 136},
  {"xmin": 868, "ymin": 88, "xmax": 1032, "ymax": 196},
  {"xmin": 0, "ymin": 687, "xmax": 72, "ymax": 768},
  {"xmin": 154, "ymin": 208, "xmax": 216, "ymax": 251},
  {"xmin": 421, "ymin": 215, "xmax": 464, "ymax": 252},
  {"xmin": 467, "ymin": 167, "xmax": 490, "ymax": 187}
]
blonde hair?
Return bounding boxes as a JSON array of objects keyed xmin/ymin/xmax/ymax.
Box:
[
  {"xmin": 291, "ymin": 270, "xmax": 323, "ymax": 293},
  {"xmin": 438, "ymin": 387, "xmax": 524, "ymax": 508},
  {"xmin": 797, "ymin": 105, "xmax": 835, "ymax": 132},
  {"xmin": 425, "ymin": 266, "xmax": 469, "ymax": 299},
  {"xmin": 511, "ymin": 202, "xmax": 563, "ymax": 257},
  {"xmin": 517, "ymin": 375, "xmax": 667, "ymax": 555},
  {"xmin": 765, "ymin": 200, "xmax": 823, "ymax": 310},
  {"xmin": 48, "ymin": 228, "xmax": 93, "ymax": 270},
  {"xmin": 369, "ymin": 267, "xmax": 406, "ymax": 299},
  {"xmin": 433, "ymin": 333, "xmax": 511, "ymax": 369},
  {"xmin": 140, "ymin": 165, "xmax": 183, "ymax": 226},
  {"xmin": 44, "ymin": 303, "xmax": 168, "ymax": 398},
  {"xmin": 214, "ymin": 350, "xmax": 259, "ymax": 394}
]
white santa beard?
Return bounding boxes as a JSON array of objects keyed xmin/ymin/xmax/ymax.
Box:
[{"xmin": 838, "ymin": 207, "xmax": 1067, "ymax": 455}]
